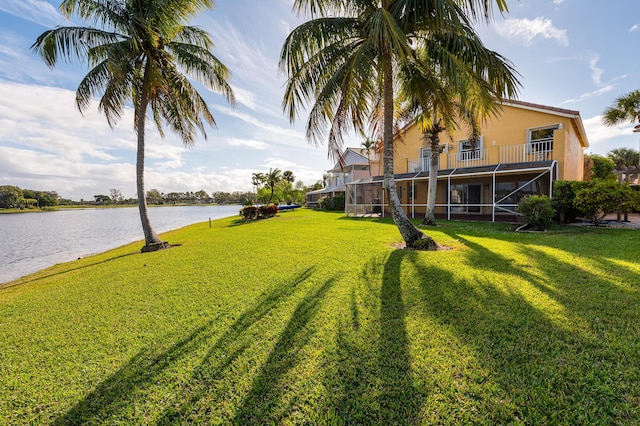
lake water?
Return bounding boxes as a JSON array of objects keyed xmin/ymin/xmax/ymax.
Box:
[{"xmin": 0, "ymin": 205, "xmax": 241, "ymax": 284}]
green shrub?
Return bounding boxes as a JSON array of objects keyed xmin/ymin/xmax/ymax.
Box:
[
  {"xmin": 517, "ymin": 195, "xmax": 555, "ymax": 231},
  {"xmin": 552, "ymin": 180, "xmax": 589, "ymax": 223},
  {"xmin": 318, "ymin": 194, "xmax": 345, "ymax": 211},
  {"xmin": 574, "ymin": 180, "xmax": 637, "ymax": 226}
]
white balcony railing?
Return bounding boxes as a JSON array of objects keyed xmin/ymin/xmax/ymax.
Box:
[
  {"xmin": 448, "ymin": 149, "xmax": 488, "ymax": 169},
  {"xmin": 499, "ymin": 141, "xmax": 553, "ymax": 163},
  {"xmin": 406, "ymin": 142, "xmax": 554, "ymax": 173}
]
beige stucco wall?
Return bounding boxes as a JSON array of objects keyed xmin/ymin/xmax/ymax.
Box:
[{"xmin": 391, "ymin": 104, "xmax": 587, "ymax": 181}]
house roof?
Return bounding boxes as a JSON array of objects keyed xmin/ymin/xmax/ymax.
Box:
[
  {"xmin": 503, "ymin": 99, "xmax": 580, "ymax": 117},
  {"xmin": 502, "ymin": 99, "xmax": 589, "ymax": 148},
  {"xmin": 327, "ymin": 147, "xmax": 378, "ymax": 173}
]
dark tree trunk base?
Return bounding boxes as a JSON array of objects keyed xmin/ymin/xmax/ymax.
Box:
[
  {"xmin": 421, "ymin": 218, "xmax": 437, "ymax": 226},
  {"xmin": 406, "ymin": 235, "xmax": 438, "ymax": 251},
  {"xmin": 141, "ymin": 241, "xmax": 170, "ymax": 253}
]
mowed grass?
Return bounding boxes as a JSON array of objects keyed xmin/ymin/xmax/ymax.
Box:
[{"xmin": 1, "ymin": 209, "xmax": 639, "ymax": 425}]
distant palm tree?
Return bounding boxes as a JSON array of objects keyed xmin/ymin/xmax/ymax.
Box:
[
  {"xmin": 361, "ymin": 138, "xmax": 376, "ymax": 176},
  {"xmin": 281, "ymin": 0, "xmax": 510, "ymax": 249},
  {"xmin": 283, "ymin": 170, "xmax": 296, "ymax": 183},
  {"xmin": 264, "ymin": 168, "xmax": 283, "ymax": 204},
  {"xmin": 32, "ymin": 0, "xmax": 235, "ymax": 252},
  {"xmin": 603, "ymin": 90, "xmax": 640, "ymax": 171},
  {"xmin": 608, "ymin": 147, "xmax": 640, "ymax": 169},
  {"xmin": 252, "ymin": 172, "xmax": 266, "ymax": 203}
]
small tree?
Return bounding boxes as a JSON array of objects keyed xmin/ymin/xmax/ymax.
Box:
[
  {"xmin": 517, "ymin": 195, "xmax": 555, "ymax": 231},
  {"xmin": 574, "ymin": 180, "xmax": 637, "ymax": 226},
  {"xmin": 584, "ymin": 154, "xmax": 616, "ymax": 181},
  {"xmin": 552, "ymin": 180, "xmax": 589, "ymax": 224},
  {"xmin": 110, "ymin": 189, "xmax": 125, "ymax": 204}
]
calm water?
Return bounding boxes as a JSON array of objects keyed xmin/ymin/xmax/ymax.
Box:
[{"xmin": 0, "ymin": 205, "xmax": 241, "ymax": 284}]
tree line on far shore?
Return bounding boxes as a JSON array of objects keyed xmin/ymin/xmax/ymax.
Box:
[{"xmin": 0, "ymin": 185, "xmax": 256, "ymax": 209}]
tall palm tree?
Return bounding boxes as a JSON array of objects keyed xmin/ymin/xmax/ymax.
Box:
[
  {"xmin": 397, "ymin": 30, "xmax": 519, "ymax": 226},
  {"xmin": 32, "ymin": 0, "xmax": 235, "ymax": 252},
  {"xmin": 281, "ymin": 0, "xmax": 509, "ymax": 249}
]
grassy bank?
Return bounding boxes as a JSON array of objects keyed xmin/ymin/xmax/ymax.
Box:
[{"xmin": 1, "ymin": 209, "xmax": 639, "ymax": 424}]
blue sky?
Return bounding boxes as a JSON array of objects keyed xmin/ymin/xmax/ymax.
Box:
[{"xmin": 0, "ymin": 0, "xmax": 638, "ymax": 200}]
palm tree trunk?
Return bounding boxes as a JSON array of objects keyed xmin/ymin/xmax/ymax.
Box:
[
  {"xmin": 423, "ymin": 137, "xmax": 440, "ymax": 226},
  {"xmin": 382, "ymin": 51, "xmax": 436, "ymax": 250},
  {"xmin": 137, "ymin": 66, "xmax": 165, "ymax": 252}
]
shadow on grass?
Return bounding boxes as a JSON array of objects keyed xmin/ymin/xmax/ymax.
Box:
[
  {"xmin": 231, "ymin": 276, "xmax": 337, "ymax": 424},
  {"xmin": 53, "ymin": 267, "xmax": 315, "ymax": 425},
  {"xmin": 395, "ymin": 233, "xmax": 640, "ymax": 423},
  {"xmin": 321, "ymin": 251, "xmax": 423, "ymax": 424},
  {"xmin": 1, "ymin": 252, "xmax": 138, "ymax": 290}
]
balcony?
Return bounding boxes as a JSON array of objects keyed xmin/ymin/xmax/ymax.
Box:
[
  {"xmin": 407, "ymin": 142, "xmax": 553, "ymax": 173},
  {"xmin": 499, "ymin": 140, "xmax": 553, "ymax": 163},
  {"xmin": 408, "ymin": 148, "xmax": 489, "ymax": 172}
]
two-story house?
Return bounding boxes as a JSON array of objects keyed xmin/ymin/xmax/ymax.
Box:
[
  {"xmin": 344, "ymin": 100, "xmax": 590, "ymax": 221},
  {"xmin": 306, "ymin": 147, "xmax": 379, "ymax": 207}
]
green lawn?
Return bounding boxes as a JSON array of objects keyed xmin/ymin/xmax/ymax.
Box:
[{"xmin": 1, "ymin": 209, "xmax": 639, "ymax": 424}]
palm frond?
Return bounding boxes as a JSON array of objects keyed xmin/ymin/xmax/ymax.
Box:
[{"xmin": 31, "ymin": 26, "xmax": 122, "ymax": 67}]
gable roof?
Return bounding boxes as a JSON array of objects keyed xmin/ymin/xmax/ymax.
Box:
[
  {"xmin": 502, "ymin": 99, "xmax": 589, "ymax": 148},
  {"xmin": 502, "ymin": 99, "xmax": 580, "ymax": 118},
  {"xmin": 327, "ymin": 147, "xmax": 378, "ymax": 172}
]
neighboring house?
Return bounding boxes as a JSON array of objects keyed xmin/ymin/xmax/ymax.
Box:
[
  {"xmin": 306, "ymin": 147, "xmax": 379, "ymax": 207},
  {"xmin": 345, "ymin": 100, "xmax": 590, "ymax": 221}
]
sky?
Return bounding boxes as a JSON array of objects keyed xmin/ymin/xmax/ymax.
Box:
[{"xmin": 0, "ymin": 0, "xmax": 638, "ymax": 201}]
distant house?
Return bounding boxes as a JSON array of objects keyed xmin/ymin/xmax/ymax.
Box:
[
  {"xmin": 344, "ymin": 100, "xmax": 590, "ymax": 221},
  {"xmin": 306, "ymin": 147, "xmax": 379, "ymax": 208}
]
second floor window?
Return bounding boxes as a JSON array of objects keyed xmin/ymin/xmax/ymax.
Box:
[
  {"xmin": 528, "ymin": 125, "xmax": 559, "ymax": 153},
  {"xmin": 458, "ymin": 137, "xmax": 483, "ymax": 161}
]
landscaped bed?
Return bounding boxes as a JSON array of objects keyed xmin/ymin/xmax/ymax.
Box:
[{"xmin": 1, "ymin": 209, "xmax": 638, "ymax": 424}]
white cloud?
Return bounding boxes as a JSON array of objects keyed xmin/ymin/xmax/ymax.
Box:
[
  {"xmin": 630, "ymin": 24, "xmax": 639, "ymax": 33},
  {"xmin": 230, "ymin": 85, "xmax": 258, "ymax": 110},
  {"xmin": 0, "ymin": 0, "xmax": 67, "ymax": 28},
  {"xmin": 213, "ymin": 105, "xmax": 307, "ymax": 148},
  {"xmin": 589, "ymin": 55, "xmax": 603, "ymax": 86},
  {"xmin": 227, "ymin": 138, "xmax": 268, "ymax": 149},
  {"xmin": 494, "ymin": 17, "xmax": 569, "ymax": 47},
  {"xmin": 583, "ymin": 115, "xmax": 635, "ymax": 146},
  {"xmin": 560, "ymin": 85, "xmax": 615, "ymax": 105}
]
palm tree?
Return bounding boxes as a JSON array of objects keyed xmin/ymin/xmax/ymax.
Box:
[
  {"xmin": 32, "ymin": 0, "xmax": 235, "ymax": 252},
  {"xmin": 603, "ymin": 91, "xmax": 640, "ymax": 170},
  {"xmin": 608, "ymin": 147, "xmax": 640, "ymax": 169},
  {"xmin": 251, "ymin": 172, "xmax": 266, "ymax": 203},
  {"xmin": 361, "ymin": 138, "xmax": 377, "ymax": 176},
  {"xmin": 264, "ymin": 168, "xmax": 283, "ymax": 204},
  {"xmin": 283, "ymin": 170, "xmax": 296, "ymax": 183},
  {"xmin": 396, "ymin": 31, "xmax": 519, "ymax": 225},
  {"xmin": 603, "ymin": 90, "xmax": 640, "ymax": 128},
  {"xmin": 281, "ymin": 0, "xmax": 509, "ymax": 249}
]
